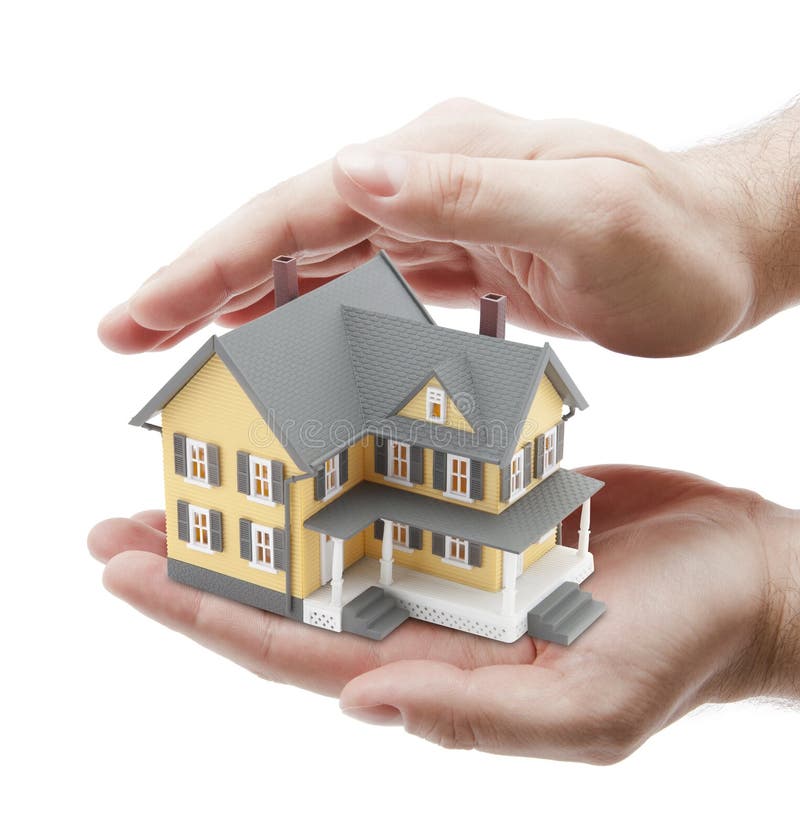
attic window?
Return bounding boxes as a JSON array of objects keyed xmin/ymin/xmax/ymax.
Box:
[{"xmin": 426, "ymin": 387, "xmax": 446, "ymax": 423}]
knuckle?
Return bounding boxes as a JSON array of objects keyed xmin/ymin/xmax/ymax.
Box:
[
  {"xmin": 577, "ymin": 161, "xmax": 656, "ymax": 240},
  {"xmin": 407, "ymin": 708, "xmax": 479, "ymax": 751},
  {"xmin": 424, "ymin": 97, "xmax": 491, "ymax": 121},
  {"xmin": 433, "ymin": 154, "xmax": 484, "ymax": 238}
]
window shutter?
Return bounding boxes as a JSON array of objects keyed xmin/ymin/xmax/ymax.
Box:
[
  {"xmin": 469, "ymin": 459, "xmax": 483, "ymax": 500},
  {"xmin": 271, "ymin": 460, "xmax": 284, "ymax": 503},
  {"xmin": 373, "ymin": 519, "xmax": 385, "ymax": 540},
  {"xmin": 239, "ymin": 518, "xmax": 252, "ymax": 560},
  {"xmin": 177, "ymin": 500, "xmax": 189, "ymax": 542},
  {"xmin": 534, "ymin": 434, "xmax": 545, "ymax": 479},
  {"xmin": 209, "ymin": 510, "xmax": 223, "ymax": 552},
  {"xmin": 500, "ymin": 464, "xmax": 511, "ymax": 501},
  {"xmin": 410, "ymin": 445, "xmax": 424, "ymax": 484},
  {"xmin": 374, "ymin": 436, "xmax": 388, "ymax": 475},
  {"xmin": 432, "ymin": 450, "xmax": 446, "ymax": 491},
  {"xmin": 314, "ymin": 468, "xmax": 326, "ymax": 500},
  {"xmin": 272, "ymin": 528, "xmax": 288, "ymax": 571},
  {"xmin": 207, "ymin": 443, "xmax": 221, "ymax": 486},
  {"xmin": 523, "ymin": 442, "xmax": 532, "ymax": 486},
  {"xmin": 409, "ymin": 527, "xmax": 423, "ymax": 550},
  {"xmin": 236, "ymin": 451, "xmax": 250, "ymax": 494},
  {"xmin": 556, "ymin": 420, "xmax": 565, "ymax": 463},
  {"xmin": 339, "ymin": 449, "xmax": 349, "ymax": 484},
  {"xmin": 173, "ymin": 433, "xmax": 187, "ymax": 476},
  {"xmin": 467, "ymin": 541, "xmax": 483, "ymax": 567},
  {"xmin": 431, "ymin": 532, "xmax": 445, "ymax": 557}
]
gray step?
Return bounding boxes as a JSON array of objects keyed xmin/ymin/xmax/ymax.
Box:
[
  {"xmin": 348, "ymin": 586, "xmax": 385, "ymax": 615},
  {"xmin": 527, "ymin": 582, "xmax": 606, "ymax": 646},
  {"xmin": 540, "ymin": 588, "xmax": 591, "ymax": 627},
  {"xmin": 363, "ymin": 606, "xmax": 410, "ymax": 640},
  {"xmin": 341, "ymin": 586, "xmax": 410, "ymax": 640},
  {"xmin": 356, "ymin": 595, "xmax": 397, "ymax": 626}
]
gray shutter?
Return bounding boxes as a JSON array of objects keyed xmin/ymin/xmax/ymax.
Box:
[
  {"xmin": 209, "ymin": 510, "xmax": 222, "ymax": 552},
  {"xmin": 207, "ymin": 443, "xmax": 220, "ymax": 486},
  {"xmin": 467, "ymin": 541, "xmax": 483, "ymax": 567},
  {"xmin": 173, "ymin": 433, "xmax": 187, "ymax": 476},
  {"xmin": 339, "ymin": 449, "xmax": 349, "ymax": 485},
  {"xmin": 432, "ymin": 450, "xmax": 446, "ymax": 491},
  {"xmin": 410, "ymin": 445, "xmax": 424, "ymax": 484},
  {"xmin": 374, "ymin": 436, "xmax": 388, "ymax": 475},
  {"xmin": 523, "ymin": 442, "xmax": 532, "ymax": 486},
  {"xmin": 556, "ymin": 522, "xmax": 563, "ymax": 546},
  {"xmin": 431, "ymin": 532, "xmax": 445, "ymax": 557},
  {"xmin": 373, "ymin": 519, "xmax": 385, "ymax": 540},
  {"xmin": 314, "ymin": 468, "xmax": 326, "ymax": 500},
  {"xmin": 177, "ymin": 500, "xmax": 189, "ymax": 541},
  {"xmin": 236, "ymin": 451, "xmax": 250, "ymax": 494},
  {"xmin": 556, "ymin": 421, "xmax": 565, "ymax": 463},
  {"xmin": 239, "ymin": 518, "xmax": 253, "ymax": 560},
  {"xmin": 271, "ymin": 460, "xmax": 284, "ymax": 503},
  {"xmin": 272, "ymin": 528, "xmax": 288, "ymax": 571},
  {"xmin": 500, "ymin": 464, "xmax": 511, "ymax": 501},
  {"xmin": 469, "ymin": 459, "xmax": 483, "ymax": 500},
  {"xmin": 409, "ymin": 527, "xmax": 423, "ymax": 550},
  {"xmin": 534, "ymin": 434, "xmax": 545, "ymax": 479}
]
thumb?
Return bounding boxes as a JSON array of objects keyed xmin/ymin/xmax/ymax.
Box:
[{"xmin": 332, "ymin": 144, "xmax": 580, "ymax": 251}]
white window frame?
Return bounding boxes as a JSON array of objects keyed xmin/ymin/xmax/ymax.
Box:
[
  {"xmin": 250, "ymin": 523, "xmax": 277, "ymax": 573},
  {"xmin": 387, "ymin": 439, "xmax": 412, "ymax": 486},
  {"xmin": 248, "ymin": 455, "xmax": 275, "ymax": 506},
  {"xmin": 443, "ymin": 535, "xmax": 472, "ymax": 569},
  {"xmin": 543, "ymin": 426, "xmax": 559, "ymax": 477},
  {"xmin": 324, "ymin": 454, "xmax": 341, "ymax": 499},
  {"xmin": 187, "ymin": 503, "xmax": 213, "ymax": 554},
  {"xmin": 510, "ymin": 449, "xmax": 525, "ymax": 498},
  {"xmin": 185, "ymin": 438, "xmax": 210, "ymax": 487},
  {"xmin": 444, "ymin": 453, "xmax": 471, "ymax": 501},
  {"xmin": 426, "ymin": 387, "xmax": 446, "ymax": 424}
]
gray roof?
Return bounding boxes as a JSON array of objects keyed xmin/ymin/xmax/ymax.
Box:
[
  {"xmin": 304, "ymin": 469, "xmax": 603, "ymax": 553},
  {"xmin": 131, "ymin": 251, "xmax": 587, "ymax": 471}
]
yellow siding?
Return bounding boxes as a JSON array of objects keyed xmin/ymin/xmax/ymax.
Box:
[
  {"xmin": 397, "ymin": 376, "xmax": 474, "ymax": 433},
  {"xmin": 521, "ymin": 530, "xmax": 557, "ymax": 571}
]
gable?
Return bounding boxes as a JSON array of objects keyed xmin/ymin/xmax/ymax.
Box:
[{"xmin": 396, "ymin": 375, "xmax": 475, "ymax": 433}]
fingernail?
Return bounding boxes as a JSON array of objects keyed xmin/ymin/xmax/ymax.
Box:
[
  {"xmin": 341, "ymin": 703, "xmax": 403, "ymax": 726},
  {"xmin": 336, "ymin": 145, "xmax": 407, "ymax": 197}
]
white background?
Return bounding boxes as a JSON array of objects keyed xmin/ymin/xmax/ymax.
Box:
[{"xmin": 2, "ymin": 1, "xmax": 799, "ymax": 837}]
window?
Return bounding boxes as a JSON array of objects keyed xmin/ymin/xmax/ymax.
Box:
[
  {"xmin": 187, "ymin": 438, "xmax": 208, "ymax": 484},
  {"xmin": 510, "ymin": 449, "xmax": 524, "ymax": 497},
  {"xmin": 249, "ymin": 456, "xmax": 272, "ymax": 502},
  {"xmin": 445, "ymin": 535, "xmax": 469, "ymax": 567},
  {"xmin": 447, "ymin": 454, "xmax": 470, "ymax": 498},
  {"xmin": 543, "ymin": 426, "xmax": 558, "ymax": 476},
  {"xmin": 392, "ymin": 522, "xmax": 409, "ymax": 548},
  {"xmin": 426, "ymin": 387, "xmax": 446, "ymax": 423},
  {"xmin": 389, "ymin": 440, "xmax": 410, "ymax": 481},
  {"xmin": 325, "ymin": 455, "xmax": 339, "ymax": 496},
  {"xmin": 251, "ymin": 524, "xmax": 275, "ymax": 571},
  {"xmin": 188, "ymin": 504, "xmax": 211, "ymax": 552}
]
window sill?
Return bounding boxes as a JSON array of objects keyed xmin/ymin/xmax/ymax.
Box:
[
  {"xmin": 249, "ymin": 561, "xmax": 278, "ymax": 574},
  {"xmin": 385, "ymin": 475, "xmax": 413, "ymax": 488},
  {"xmin": 184, "ymin": 477, "xmax": 211, "ymax": 489},
  {"xmin": 247, "ymin": 494, "xmax": 277, "ymax": 507},
  {"xmin": 324, "ymin": 484, "xmax": 343, "ymax": 502},
  {"xmin": 392, "ymin": 544, "xmax": 414, "ymax": 554},
  {"xmin": 441, "ymin": 557, "xmax": 473, "ymax": 570},
  {"xmin": 442, "ymin": 491, "xmax": 474, "ymax": 504},
  {"xmin": 187, "ymin": 542, "xmax": 214, "ymax": 555}
]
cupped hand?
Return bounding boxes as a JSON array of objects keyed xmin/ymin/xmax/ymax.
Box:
[
  {"xmin": 88, "ymin": 465, "xmax": 797, "ymax": 764},
  {"xmin": 99, "ymin": 98, "xmax": 761, "ymax": 358}
]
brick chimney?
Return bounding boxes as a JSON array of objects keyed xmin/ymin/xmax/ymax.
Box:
[
  {"xmin": 479, "ymin": 293, "xmax": 507, "ymax": 339},
  {"xmin": 273, "ymin": 255, "xmax": 299, "ymax": 307}
]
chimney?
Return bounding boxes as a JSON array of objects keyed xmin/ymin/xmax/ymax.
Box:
[
  {"xmin": 273, "ymin": 255, "xmax": 299, "ymax": 307},
  {"xmin": 479, "ymin": 292, "xmax": 507, "ymax": 339}
]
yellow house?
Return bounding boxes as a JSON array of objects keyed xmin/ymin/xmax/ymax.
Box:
[{"xmin": 131, "ymin": 252, "xmax": 605, "ymax": 645}]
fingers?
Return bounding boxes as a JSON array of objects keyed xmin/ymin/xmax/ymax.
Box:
[{"xmin": 87, "ymin": 516, "xmax": 167, "ymax": 563}]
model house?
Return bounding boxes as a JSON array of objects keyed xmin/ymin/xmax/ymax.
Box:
[{"xmin": 131, "ymin": 252, "xmax": 605, "ymax": 645}]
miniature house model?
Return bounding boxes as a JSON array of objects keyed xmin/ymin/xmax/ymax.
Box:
[{"xmin": 132, "ymin": 253, "xmax": 605, "ymax": 645}]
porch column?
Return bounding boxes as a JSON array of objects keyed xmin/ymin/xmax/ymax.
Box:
[
  {"xmin": 577, "ymin": 499, "xmax": 591, "ymax": 558},
  {"xmin": 501, "ymin": 551, "xmax": 520, "ymax": 615},
  {"xmin": 330, "ymin": 537, "xmax": 344, "ymax": 607},
  {"xmin": 380, "ymin": 518, "xmax": 394, "ymax": 585}
]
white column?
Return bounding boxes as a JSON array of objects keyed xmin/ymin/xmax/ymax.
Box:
[
  {"xmin": 577, "ymin": 499, "xmax": 591, "ymax": 558},
  {"xmin": 501, "ymin": 551, "xmax": 520, "ymax": 615},
  {"xmin": 330, "ymin": 537, "xmax": 344, "ymax": 607},
  {"xmin": 380, "ymin": 518, "xmax": 394, "ymax": 585}
]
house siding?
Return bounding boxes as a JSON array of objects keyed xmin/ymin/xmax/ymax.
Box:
[{"xmin": 521, "ymin": 530, "xmax": 557, "ymax": 571}]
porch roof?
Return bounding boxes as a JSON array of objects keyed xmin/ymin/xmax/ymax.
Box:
[{"xmin": 303, "ymin": 469, "xmax": 603, "ymax": 553}]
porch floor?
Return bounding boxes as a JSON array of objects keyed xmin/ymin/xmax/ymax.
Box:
[{"xmin": 302, "ymin": 545, "xmax": 594, "ymax": 643}]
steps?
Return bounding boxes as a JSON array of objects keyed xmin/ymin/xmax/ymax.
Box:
[
  {"xmin": 341, "ymin": 586, "xmax": 410, "ymax": 640},
  {"xmin": 527, "ymin": 582, "xmax": 605, "ymax": 646}
]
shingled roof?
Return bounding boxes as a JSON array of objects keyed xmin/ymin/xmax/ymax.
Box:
[{"xmin": 131, "ymin": 251, "xmax": 587, "ymax": 472}]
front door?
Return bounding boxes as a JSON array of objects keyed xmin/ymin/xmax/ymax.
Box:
[{"xmin": 320, "ymin": 533, "xmax": 334, "ymax": 584}]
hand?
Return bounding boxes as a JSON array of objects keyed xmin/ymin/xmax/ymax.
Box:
[
  {"xmin": 98, "ymin": 98, "xmax": 800, "ymax": 359},
  {"xmin": 87, "ymin": 465, "xmax": 800, "ymax": 764}
]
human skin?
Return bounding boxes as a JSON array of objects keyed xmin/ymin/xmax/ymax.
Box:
[
  {"xmin": 89, "ymin": 465, "xmax": 800, "ymax": 763},
  {"xmin": 92, "ymin": 99, "xmax": 800, "ymax": 761}
]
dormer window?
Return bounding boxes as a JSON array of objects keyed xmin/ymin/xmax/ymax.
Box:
[{"xmin": 426, "ymin": 387, "xmax": 446, "ymax": 423}]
